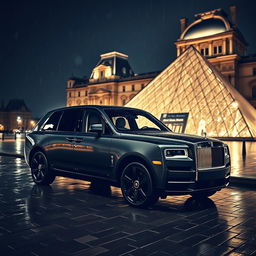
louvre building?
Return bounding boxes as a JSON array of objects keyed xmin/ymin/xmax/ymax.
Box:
[
  {"xmin": 126, "ymin": 47, "xmax": 256, "ymax": 138},
  {"xmin": 67, "ymin": 6, "xmax": 256, "ymax": 138}
]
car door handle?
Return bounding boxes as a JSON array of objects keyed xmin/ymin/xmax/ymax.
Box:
[
  {"xmin": 73, "ymin": 138, "xmax": 84, "ymax": 143},
  {"xmin": 65, "ymin": 137, "xmax": 75, "ymax": 142}
]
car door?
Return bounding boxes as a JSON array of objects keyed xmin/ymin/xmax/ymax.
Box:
[
  {"xmin": 73, "ymin": 109, "xmax": 113, "ymax": 177},
  {"xmin": 43, "ymin": 108, "xmax": 84, "ymax": 171}
]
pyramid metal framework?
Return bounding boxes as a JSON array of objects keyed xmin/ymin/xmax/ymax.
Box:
[{"xmin": 127, "ymin": 47, "xmax": 256, "ymax": 138}]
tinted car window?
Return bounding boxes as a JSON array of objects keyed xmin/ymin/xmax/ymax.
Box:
[
  {"xmin": 104, "ymin": 109, "xmax": 169, "ymax": 132},
  {"xmin": 85, "ymin": 110, "xmax": 112, "ymax": 135},
  {"xmin": 58, "ymin": 109, "xmax": 84, "ymax": 132},
  {"xmin": 41, "ymin": 111, "xmax": 62, "ymax": 131},
  {"xmin": 86, "ymin": 110, "xmax": 103, "ymax": 132}
]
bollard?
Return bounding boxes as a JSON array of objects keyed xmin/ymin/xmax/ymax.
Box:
[
  {"xmin": 242, "ymin": 140, "xmax": 246, "ymax": 158},
  {"xmin": 1, "ymin": 132, "xmax": 4, "ymax": 141}
]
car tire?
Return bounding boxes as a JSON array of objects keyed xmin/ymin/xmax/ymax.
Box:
[
  {"xmin": 30, "ymin": 151, "xmax": 55, "ymax": 185},
  {"xmin": 120, "ymin": 162, "xmax": 159, "ymax": 208}
]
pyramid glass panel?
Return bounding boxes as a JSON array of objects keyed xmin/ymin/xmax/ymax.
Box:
[{"xmin": 127, "ymin": 47, "xmax": 256, "ymax": 138}]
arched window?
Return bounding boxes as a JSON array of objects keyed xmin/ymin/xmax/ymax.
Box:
[
  {"xmin": 252, "ymin": 86, "xmax": 256, "ymax": 99},
  {"xmin": 121, "ymin": 95, "xmax": 127, "ymax": 106}
]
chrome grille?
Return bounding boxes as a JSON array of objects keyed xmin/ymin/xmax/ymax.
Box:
[{"xmin": 197, "ymin": 142, "xmax": 224, "ymax": 169}]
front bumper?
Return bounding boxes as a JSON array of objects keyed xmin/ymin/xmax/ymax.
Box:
[{"xmin": 161, "ymin": 165, "xmax": 230, "ymax": 195}]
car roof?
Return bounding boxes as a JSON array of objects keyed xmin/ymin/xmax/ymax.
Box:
[{"xmin": 47, "ymin": 105, "xmax": 143, "ymax": 114}]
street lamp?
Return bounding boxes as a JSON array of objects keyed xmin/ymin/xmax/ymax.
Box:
[
  {"xmin": 30, "ymin": 120, "xmax": 35, "ymax": 129},
  {"xmin": 17, "ymin": 116, "xmax": 22, "ymax": 131}
]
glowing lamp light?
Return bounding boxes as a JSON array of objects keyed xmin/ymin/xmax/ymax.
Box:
[
  {"xmin": 17, "ymin": 116, "xmax": 22, "ymax": 123},
  {"xmin": 231, "ymin": 101, "xmax": 238, "ymax": 108}
]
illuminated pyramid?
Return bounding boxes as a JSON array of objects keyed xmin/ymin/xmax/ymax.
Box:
[{"xmin": 126, "ymin": 46, "xmax": 256, "ymax": 138}]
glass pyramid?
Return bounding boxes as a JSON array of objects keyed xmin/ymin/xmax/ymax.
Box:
[{"xmin": 127, "ymin": 46, "xmax": 256, "ymax": 138}]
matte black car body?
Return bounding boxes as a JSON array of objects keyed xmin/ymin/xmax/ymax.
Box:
[{"xmin": 25, "ymin": 105, "xmax": 230, "ymax": 207}]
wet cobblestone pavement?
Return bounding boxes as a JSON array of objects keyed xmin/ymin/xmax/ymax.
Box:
[{"xmin": 0, "ymin": 156, "xmax": 256, "ymax": 256}]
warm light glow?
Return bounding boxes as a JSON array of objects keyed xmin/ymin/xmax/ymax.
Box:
[
  {"xmin": 127, "ymin": 47, "xmax": 256, "ymax": 138},
  {"xmin": 183, "ymin": 18, "xmax": 227, "ymax": 40},
  {"xmin": 100, "ymin": 51, "xmax": 128, "ymax": 59},
  {"xmin": 184, "ymin": 27, "xmax": 226, "ymax": 39},
  {"xmin": 17, "ymin": 116, "xmax": 22, "ymax": 123},
  {"xmin": 231, "ymin": 101, "xmax": 239, "ymax": 108},
  {"xmin": 30, "ymin": 120, "xmax": 36, "ymax": 127},
  {"xmin": 152, "ymin": 161, "xmax": 162, "ymax": 165}
]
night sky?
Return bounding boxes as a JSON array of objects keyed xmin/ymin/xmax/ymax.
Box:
[{"xmin": 1, "ymin": 0, "xmax": 256, "ymax": 118}]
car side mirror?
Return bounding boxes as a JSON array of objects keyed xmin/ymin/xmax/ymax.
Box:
[{"xmin": 90, "ymin": 123, "xmax": 103, "ymax": 135}]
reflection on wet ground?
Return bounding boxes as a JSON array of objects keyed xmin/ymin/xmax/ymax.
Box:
[
  {"xmin": 0, "ymin": 156, "xmax": 256, "ymax": 255},
  {"xmin": 0, "ymin": 138, "xmax": 24, "ymax": 155},
  {"xmin": 225, "ymin": 141, "xmax": 256, "ymax": 178},
  {"xmin": 1, "ymin": 140, "xmax": 256, "ymax": 178}
]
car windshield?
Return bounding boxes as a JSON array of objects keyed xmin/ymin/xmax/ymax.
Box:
[{"xmin": 104, "ymin": 108, "xmax": 170, "ymax": 133}]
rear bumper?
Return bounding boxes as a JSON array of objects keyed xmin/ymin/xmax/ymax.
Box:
[{"xmin": 160, "ymin": 166, "xmax": 230, "ymax": 195}]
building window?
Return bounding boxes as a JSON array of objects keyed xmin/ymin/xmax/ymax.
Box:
[
  {"xmin": 200, "ymin": 48, "xmax": 209, "ymax": 56},
  {"xmin": 252, "ymin": 87, "xmax": 256, "ymax": 98},
  {"xmin": 85, "ymin": 91, "xmax": 88, "ymax": 96},
  {"xmin": 253, "ymin": 68, "xmax": 256, "ymax": 76},
  {"xmin": 141, "ymin": 84, "xmax": 144, "ymax": 90},
  {"xmin": 213, "ymin": 45, "xmax": 222, "ymax": 55},
  {"xmin": 122, "ymin": 86, "xmax": 125, "ymax": 92},
  {"xmin": 69, "ymin": 92, "xmax": 71, "ymax": 97},
  {"xmin": 78, "ymin": 91, "xmax": 80, "ymax": 97},
  {"xmin": 131, "ymin": 84, "xmax": 135, "ymax": 91},
  {"xmin": 122, "ymin": 99, "xmax": 126, "ymax": 105},
  {"xmin": 100, "ymin": 71, "xmax": 104, "ymax": 78}
]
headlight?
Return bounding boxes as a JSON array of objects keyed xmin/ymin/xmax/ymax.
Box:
[{"xmin": 164, "ymin": 148, "xmax": 188, "ymax": 159}]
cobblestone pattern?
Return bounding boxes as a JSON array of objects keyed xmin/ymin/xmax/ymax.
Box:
[{"xmin": 0, "ymin": 156, "xmax": 256, "ymax": 256}]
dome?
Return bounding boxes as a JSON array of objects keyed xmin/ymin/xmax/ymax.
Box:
[{"xmin": 183, "ymin": 18, "xmax": 227, "ymax": 40}]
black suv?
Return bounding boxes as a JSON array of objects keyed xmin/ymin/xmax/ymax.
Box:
[{"xmin": 25, "ymin": 106, "xmax": 230, "ymax": 207}]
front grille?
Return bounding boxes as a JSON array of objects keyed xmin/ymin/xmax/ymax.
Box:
[{"xmin": 197, "ymin": 142, "xmax": 224, "ymax": 169}]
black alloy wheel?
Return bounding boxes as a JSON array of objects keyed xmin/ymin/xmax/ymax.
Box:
[
  {"xmin": 120, "ymin": 162, "xmax": 158, "ymax": 207},
  {"xmin": 30, "ymin": 151, "xmax": 55, "ymax": 185}
]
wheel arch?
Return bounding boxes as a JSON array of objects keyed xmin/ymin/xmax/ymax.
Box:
[
  {"xmin": 115, "ymin": 153, "xmax": 156, "ymax": 186},
  {"xmin": 28, "ymin": 146, "xmax": 47, "ymax": 166}
]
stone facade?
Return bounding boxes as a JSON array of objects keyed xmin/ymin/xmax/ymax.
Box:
[
  {"xmin": 0, "ymin": 99, "xmax": 33, "ymax": 132},
  {"xmin": 175, "ymin": 6, "xmax": 256, "ymax": 108},
  {"xmin": 66, "ymin": 52, "xmax": 159, "ymax": 107},
  {"xmin": 66, "ymin": 6, "xmax": 256, "ymax": 110}
]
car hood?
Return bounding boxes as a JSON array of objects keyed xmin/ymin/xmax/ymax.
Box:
[{"xmin": 120, "ymin": 131, "xmax": 221, "ymax": 145}]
